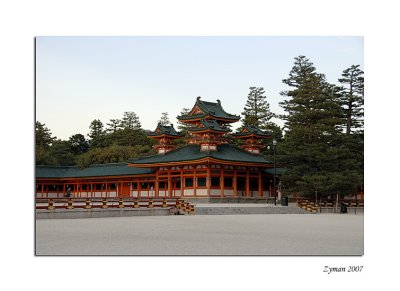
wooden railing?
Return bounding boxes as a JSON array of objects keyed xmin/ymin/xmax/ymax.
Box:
[
  {"xmin": 297, "ymin": 199, "xmax": 364, "ymax": 213},
  {"xmin": 35, "ymin": 198, "xmax": 195, "ymax": 214}
]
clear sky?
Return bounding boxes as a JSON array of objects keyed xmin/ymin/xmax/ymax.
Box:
[{"xmin": 36, "ymin": 36, "xmax": 363, "ymax": 140}]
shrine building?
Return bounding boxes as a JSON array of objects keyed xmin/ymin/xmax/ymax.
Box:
[{"xmin": 36, "ymin": 97, "xmax": 277, "ymax": 200}]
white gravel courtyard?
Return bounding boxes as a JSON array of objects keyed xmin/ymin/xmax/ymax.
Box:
[{"xmin": 35, "ymin": 214, "xmax": 363, "ymax": 255}]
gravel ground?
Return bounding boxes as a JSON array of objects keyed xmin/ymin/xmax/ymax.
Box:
[{"xmin": 35, "ymin": 214, "xmax": 363, "ymax": 256}]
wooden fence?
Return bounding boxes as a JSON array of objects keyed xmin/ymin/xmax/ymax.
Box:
[{"xmin": 36, "ymin": 198, "xmax": 195, "ymax": 214}]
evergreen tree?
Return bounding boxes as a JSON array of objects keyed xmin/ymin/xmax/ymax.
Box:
[
  {"xmin": 241, "ymin": 87, "xmax": 274, "ymax": 129},
  {"xmin": 338, "ymin": 65, "xmax": 364, "ymax": 134},
  {"xmin": 48, "ymin": 139, "xmax": 75, "ymax": 166},
  {"xmin": 76, "ymin": 144, "xmax": 155, "ymax": 168},
  {"xmin": 158, "ymin": 112, "xmax": 170, "ymax": 126},
  {"xmin": 88, "ymin": 119, "xmax": 107, "ymax": 148},
  {"xmin": 36, "ymin": 121, "xmax": 56, "ymax": 147},
  {"xmin": 121, "ymin": 111, "xmax": 141, "ymax": 130},
  {"xmin": 106, "ymin": 119, "xmax": 122, "ymax": 133},
  {"xmin": 35, "ymin": 121, "xmax": 56, "ymax": 165},
  {"xmin": 88, "ymin": 119, "xmax": 104, "ymax": 139},
  {"xmin": 240, "ymin": 87, "xmax": 282, "ymax": 152},
  {"xmin": 177, "ymin": 108, "xmax": 190, "ymax": 132},
  {"xmin": 69, "ymin": 133, "xmax": 89, "ymax": 154},
  {"xmin": 278, "ymin": 56, "xmax": 360, "ymax": 199}
]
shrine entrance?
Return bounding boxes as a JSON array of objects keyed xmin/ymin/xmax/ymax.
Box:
[{"xmin": 236, "ymin": 177, "xmax": 246, "ymax": 196}]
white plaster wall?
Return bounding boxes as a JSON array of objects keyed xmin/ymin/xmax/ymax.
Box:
[
  {"xmin": 210, "ymin": 189, "xmax": 221, "ymax": 196},
  {"xmin": 184, "ymin": 189, "xmax": 194, "ymax": 196},
  {"xmin": 223, "ymin": 189, "xmax": 234, "ymax": 196},
  {"xmin": 196, "ymin": 189, "xmax": 207, "ymax": 196}
]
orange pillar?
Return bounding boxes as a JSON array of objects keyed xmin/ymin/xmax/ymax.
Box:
[
  {"xmin": 246, "ymin": 171, "xmax": 250, "ymax": 197},
  {"xmin": 207, "ymin": 164, "xmax": 211, "ymax": 197},
  {"xmin": 180, "ymin": 168, "xmax": 184, "ymax": 197},
  {"xmin": 258, "ymin": 172, "xmax": 262, "ymax": 197},
  {"xmin": 168, "ymin": 168, "xmax": 172, "ymax": 198},
  {"xmin": 233, "ymin": 170, "xmax": 237, "ymax": 197},
  {"xmin": 193, "ymin": 167, "xmax": 197, "ymax": 197},
  {"xmin": 155, "ymin": 170, "xmax": 159, "ymax": 198},
  {"xmin": 221, "ymin": 167, "xmax": 224, "ymax": 197}
]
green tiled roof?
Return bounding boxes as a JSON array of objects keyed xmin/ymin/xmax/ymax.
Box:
[
  {"xmin": 36, "ymin": 163, "xmax": 154, "ymax": 178},
  {"xmin": 177, "ymin": 97, "xmax": 240, "ymax": 121},
  {"xmin": 264, "ymin": 168, "xmax": 287, "ymax": 175},
  {"xmin": 147, "ymin": 123, "xmax": 183, "ymax": 137},
  {"xmin": 129, "ymin": 144, "xmax": 272, "ymax": 165},
  {"xmin": 233, "ymin": 125, "xmax": 271, "ymax": 137},
  {"xmin": 188, "ymin": 119, "xmax": 230, "ymax": 133}
]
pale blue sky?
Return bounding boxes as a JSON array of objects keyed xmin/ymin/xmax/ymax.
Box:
[{"xmin": 36, "ymin": 36, "xmax": 363, "ymax": 140}]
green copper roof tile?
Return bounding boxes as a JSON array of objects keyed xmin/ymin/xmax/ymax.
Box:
[
  {"xmin": 233, "ymin": 125, "xmax": 272, "ymax": 137},
  {"xmin": 188, "ymin": 119, "xmax": 230, "ymax": 132},
  {"xmin": 147, "ymin": 123, "xmax": 183, "ymax": 137},
  {"xmin": 129, "ymin": 144, "xmax": 272, "ymax": 165},
  {"xmin": 177, "ymin": 97, "xmax": 240, "ymax": 121}
]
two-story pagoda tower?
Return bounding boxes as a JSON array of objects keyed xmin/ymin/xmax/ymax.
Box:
[
  {"xmin": 147, "ymin": 123, "xmax": 183, "ymax": 154},
  {"xmin": 232, "ymin": 125, "xmax": 271, "ymax": 154}
]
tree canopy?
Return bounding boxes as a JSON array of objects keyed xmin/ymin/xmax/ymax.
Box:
[{"xmin": 278, "ymin": 56, "xmax": 363, "ymax": 199}]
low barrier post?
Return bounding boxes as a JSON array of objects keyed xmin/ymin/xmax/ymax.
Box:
[
  {"xmin": 84, "ymin": 199, "xmax": 91, "ymax": 209},
  {"xmin": 67, "ymin": 199, "xmax": 74, "ymax": 209},
  {"xmin": 47, "ymin": 199, "xmax": 55, "ymax": 210}
]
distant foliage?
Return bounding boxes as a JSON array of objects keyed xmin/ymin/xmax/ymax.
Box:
[
  {"xmin": 76, "ymin": 144, "xmax": 155, "ymax": 168},
  {"xmin": 121, "ymin": 111, "xmax": 141, "ymax": 130},
  {"xmin": 36, "ymin": 111, "xmax": 155, "ymax": 167}
]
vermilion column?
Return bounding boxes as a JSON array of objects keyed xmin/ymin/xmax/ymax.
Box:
[
  {"xmin": 221, "ymin": 167, "xmax": 224, "ymax": 197},
  {"xmin": 246, "ymin": 172, "xmax": 250, "ymax": 197},
  {"xmin": 233, "ymin": 170, "xmax": 237, "ymax": 197}
]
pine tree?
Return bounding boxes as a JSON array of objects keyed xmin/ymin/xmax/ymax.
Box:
[
  {"xmin": 121, "ymin": 111, "xmax": 141, "ymax": 130},
  {"xmin": 69, "ymin": 133, "xmax": 89, "ymax": 154},
  {"xmin": 88, "ymin": 119, "xmax": 107, "ymax": 148},
  {"xmin": 88, "ymin": 119, "xmax": 104, "ymax": 139},
  {"xmin": 278, "ymin": 56, "xmax": 359, "ymax": 199},
  {"xmin": 35, "ymin": 121, "xmax": 56, "ymax": 165},
  {"xmin": 241, "ymin": 87, "xmax": 274, "ymax": 129},
  {"xmin": 106, "ymin": 119, "xmax": 122, "ymax": 133},
  {"xmin": 158, "ymin": 112, "xmax": 170, "ymax": 126},
  {"xmin": 177, "ymin": 108, "xmax": 190, "ymax": 132},
  {"xmin": 338, "ymin": 65, "xmax": 364, "ymax": 134},
  {"xmin": 35, "ymin": 121, "xmax": 56, "ymax": 147}
]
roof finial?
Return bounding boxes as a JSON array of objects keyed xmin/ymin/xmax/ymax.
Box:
[
  {"xmin": 170, "ymin": 123, "xmax": 174, "ymax": 128},
  {"xmin": 197, "ymin": 96, "xmax": 201, "ymax": 101},
  {"xmin": 216, "ymin": 99, "xmax": 221, "ymax": 105}
]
